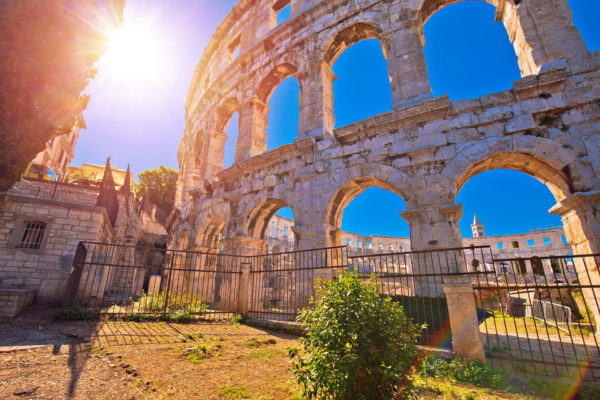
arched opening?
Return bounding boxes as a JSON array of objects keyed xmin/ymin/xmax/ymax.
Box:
[
  {"xmin": 266, "ymin": 77, "xmax": 299, "ymax": 150},
  {"xmin": 421, "ymin": 1, "xmax": 520, "ymax": 99},
  {"xmin": 458, "ymin": 169, "xmax": 569, "ymax": 281},
  {"xmin": 340, "ymin": 187, "xmax": 409, "ymax": 255},
  {"xmin": 247, "ymin": 199, "xmax": 295, "ymax": 242},
  {"xmin": 330, "ymin": 38, "xmax": 392, "ymax": 127},
  {"xmin": 215, "ymin": 97, "xmax": 240, "ymax": 170},
  {"xmin": 458, "ymin": 169, "xmax": 564, "ymax": 238},
  {"xmin": 195, "ymin": 217, "xmax": 225, "ymax": 251},
  {"xmin": 222, "ymin": 112, "xmax": 239, "ymax": 169},
  {"xmin": 326, "ymin": 178, "xmax": 408, "ymax": 250}
]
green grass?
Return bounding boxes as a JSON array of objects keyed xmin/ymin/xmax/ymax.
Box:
[
  {"xmin": 240, "ymin": 348, "xmax": 286, "ymax": 361},
  {"xmin": 218, "ymin": 385, "xmax": 251, "ymax": 399},
  {"xmin": 185, "ymin": 343, "xmax": 223, "ymax": 363}
]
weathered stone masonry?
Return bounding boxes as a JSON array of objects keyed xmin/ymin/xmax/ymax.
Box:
[{"xmin": 172, "ymin": 0, "xmax": 599, "ymax": 264}]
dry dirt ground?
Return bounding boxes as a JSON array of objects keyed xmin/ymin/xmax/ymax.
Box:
[{"xmin": 0, "ymin": 306, "xmax": 572, "ymax": 399}]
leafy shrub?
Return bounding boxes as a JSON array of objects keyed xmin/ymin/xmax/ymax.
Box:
[
  {"xmin": 231, "ymin": 314, "xmax": 245, "ymax": 324},
  {"xmin": 290, "ymin": 272, "xmax": 419, "ymax": 400},
  {"xmin": 420, "ymin": 355, "xmax": 508, "ymax": 390}
]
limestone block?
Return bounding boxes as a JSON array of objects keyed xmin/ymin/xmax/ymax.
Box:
[{"xmin": 506, "ymin": 114, "xmax": 536, "ymax": 134}]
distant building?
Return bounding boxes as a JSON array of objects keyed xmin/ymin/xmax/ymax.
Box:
[
  {"xmin": 471, "ymin": 213, "xmax": 485, "ymax": 238},
  {"xmin": 265, "ymin": 214, "xmax": 574, "ymax": 269},
  {"xmin": 24, "ymin": 114, "xmax": 85, "ymax": 180}
]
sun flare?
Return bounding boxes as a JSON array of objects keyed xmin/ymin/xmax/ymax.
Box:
[{"xmin": 102, "ymin": 22, "xmax": 167, "ymax": 83}]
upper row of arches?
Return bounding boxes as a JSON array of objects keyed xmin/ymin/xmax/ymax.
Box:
[{"xmin": 215, "ymin": 1, "xmax": 522, "ymax": 168}]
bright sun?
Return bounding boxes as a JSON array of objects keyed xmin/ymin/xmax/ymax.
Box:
[{"xmin": 102, "ymin": 22, "xmax": 167, "ymax": 83}]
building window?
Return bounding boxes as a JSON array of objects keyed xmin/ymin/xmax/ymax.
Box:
[
  {"xmin": 273, "ymin": 227, "xmax": 278, "ymax": 237},
  {"xmin": 346, "ymin": 239, "xmax": 350, "ymax": 246},
  {"xmin": 366, "ymin": 241, "xmax": 372, "ymax": 249},
  {"xmin": 398, "ymin": 244, "xmax": 404, "ymax": 251},
  {"xmin": 357, "ymin": 240, "xmax": 361, "ymax": 248},
  {"xmin": 227, "ymin": 35, "xmax": 241, "ymax": 63},
  {"xmin": 561, "ymin": 236, "xmax": 568, "ymax": 244},
  {"xmin": 497, "ymin": 242, "xmax": 504, "ymax": 250},
  {"xmin": 17, "ymin": 221, "xmax": 46, "ymax": 249},
  {"xmin": 511, "ymin": 241, "xmax": 519, "ymax": 249},
  {"xmin": 543, "ymin": 238, "xmax": 551, "ymax": 246},
  {"xmin": 274, "ymin": 0, "xmax": 291, "ymax": 25},
  {"xmin": 283, "ymin": 227, "xmax": 287, "ymax": 236},
  {"xmin": 527, "ymin": 239, "xmax": 535, "ymax": 247}
]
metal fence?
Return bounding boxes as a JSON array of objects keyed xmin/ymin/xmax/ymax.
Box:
[
  {"xmin": 63, "ymin": 242, "xmax": 245, "ymax": 321},
  {"xmin": 62, "ymin": 242, "xmax": 600, "ymax": 379}
]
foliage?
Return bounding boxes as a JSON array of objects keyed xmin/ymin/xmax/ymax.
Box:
[
  {"xmin": 231, "ymin": 314, "xmax": 246, "ymax": 325},
  {"xmin": 135, "ymin": 166, "xmax": 179, "ymax": 222},
  {"xmin": 290, "ymin": 272, "xmax": 419, "ymax": 400},
  {"xmin": 420, "ymin": 355, "xmax": 509, "ymax": 390},
  {"xmin": 53, "ymin": 305, "xmax": 96, "ymax": 321},
  {"xmin": 0, "ymin": 0, "xmax": 124, "ymax": 191}
]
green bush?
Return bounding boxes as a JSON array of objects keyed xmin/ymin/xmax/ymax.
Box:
[
  {"xmin": 420, "ymin": 355, "xmax": 508, "ymax": 390},
  {"xmin": 289, "ymin": 272, "xmax": 419, "ymax": 400}
]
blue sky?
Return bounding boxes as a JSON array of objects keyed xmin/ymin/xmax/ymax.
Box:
[{"xmin": 74, "ymin": 0, "xmax": 600, "ymax": 239}]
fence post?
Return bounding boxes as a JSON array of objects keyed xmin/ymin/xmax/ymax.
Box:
[
  {"xmin": 61, "ymin": 242, "xmax": 87, "ymax": 309},
  {"xmin": 443, "ymin": 277, "xmax": 486, "ymax": 363},
  {"xmin": 237, "ymin": 263, "xmax": 252, "ymax": 317}
]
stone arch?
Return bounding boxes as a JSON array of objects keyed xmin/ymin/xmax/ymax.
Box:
[
  {"xmin": 446, "ymin": 137, "xmax": 578, "ymax": 202},
  {"xmin": 325, "ymin": 172, "xmax": 409, "ymax": 246},
  {"xmin": 417, "ymin": 0, "xmax": 586, "ymax": 76},
  {"xmin": 246, "ymin": 198, "xmax": 293, "ymax": 240},
  {"xmin": 215, "ymin": 97, "xmax": 240, "ymax": 133},
  {"xmin": 257, "ymin": 63, "xmax": 299, "ymax": 103},
  {"xmin": 195, "ymin": 216, "xmax": 225, "ymax": 250},
  {"xmin": 177, "ymin": 229, "xmax": 190, "ymax": 251},
  {"xmin": 323, "ymin": 22, "xmax": 386, "ymax": 66}
]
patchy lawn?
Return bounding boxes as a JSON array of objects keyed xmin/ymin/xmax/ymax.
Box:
[{"xmin": 1, "ymin": 307, "xmax": 598, "ymax": 399}]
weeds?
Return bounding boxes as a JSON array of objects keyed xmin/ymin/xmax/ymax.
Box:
[
  {"xmin": 53, "ymin": 305, "xmax": 96, "ymax": 321},
  {"xmin": 185, "ymin": 343, "xmax": 223, "ymax": 363},
  {"xmin": 420, "ymin": 355, "xmax": 509, "ymax": 390}
]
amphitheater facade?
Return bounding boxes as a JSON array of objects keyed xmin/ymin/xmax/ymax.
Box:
[{"xmin": 168, "ymin": 0, "xmax": 600, "ymax": 262}]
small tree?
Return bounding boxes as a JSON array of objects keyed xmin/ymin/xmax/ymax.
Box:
[
  {"xmin": 290, "ymin": 273, "xmax": 419, "ymax": 400},
  {"xmin": 0, "ymin": 0, "xmax": 124, "ymax": 191},
  {"xmin": 135, "ymin": 166, "xmax": 179, "ymax": 222}
]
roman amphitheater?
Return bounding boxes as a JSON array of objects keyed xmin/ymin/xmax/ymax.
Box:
[{"xmin": 169, "ymin": 0, "xmax": 600, "ymax": 260}]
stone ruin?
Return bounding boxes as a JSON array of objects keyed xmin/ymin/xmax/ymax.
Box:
[{"xmin": 170, "ymin": 0, "xmax": 599, "ymax": 259}]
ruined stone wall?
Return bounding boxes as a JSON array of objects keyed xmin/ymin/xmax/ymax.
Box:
[
  {"xmin": 0, "ymin": 180, "xmax": 143, "ymax": 302},
  {"xmin": 172, "ymin": 0, "xmax": 600, "ymax": 261}
]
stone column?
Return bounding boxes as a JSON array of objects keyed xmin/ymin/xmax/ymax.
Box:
[
  {"xmin": 524, "ymin": 259, "xmax": 535, "ymax": 281},
  {"xmin": 500, "ymin": 0, "xmax": 589, "ymax": 76},
  {"xmin": 443, "ymin": 277, "xmax": 486, "ymax": 363},
  {"xmin": 297, "ymin": 61, "xmax": 336, "ymax": 140},
  {"xmin": 204, "ymin": 129, "xmax": 228, "ymax": 178},
  {"xmin": 542, "ymin": 258, "xmax": 555, "ymax": 280},
  {"xmin": 236, "ymin": 263, "xmax": 254, "ymax": 316},
  {"xmin": 400, "ymin": 204, "xmax": 464, "ymax": 297},
  {"xmin": 550, "ymin": 191, "xmax": 600, "ymax": 336},
  {"xmin": 236, "ymin": 98, "xmax": 268, "ymax": 162},
  {"xmin": 383, "ymin": 27, "xmax": 433, "ymax": 110}
]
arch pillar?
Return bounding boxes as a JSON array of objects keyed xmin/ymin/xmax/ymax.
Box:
[
  {"xmin": 551, "ymin": 191, "xmax": 600, "ymax": 336},
  {"xmin": 204, "ymin": 129, "xmax": 228, "ymax": 178},
  {"xmin": 383, "ymin": 27, "xmax": 433, "ymax": 110},
  {"xmin": 400, "ymin": 203, "xmax": 463, "ymax": 252},
  {"xmin": 297, "ymin": 61, "xmax": 336, "ymax": 140},
  {"xmin": 501, "ymin": 0, "xmax": 589, "ymax": 75},
  {"xmin": 236, "ymin": 98, "xmax": 268, "ymax": 162},
  {"xmin": 221, "ymin": 235, "xmax": 267, "ymax": 256}
]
